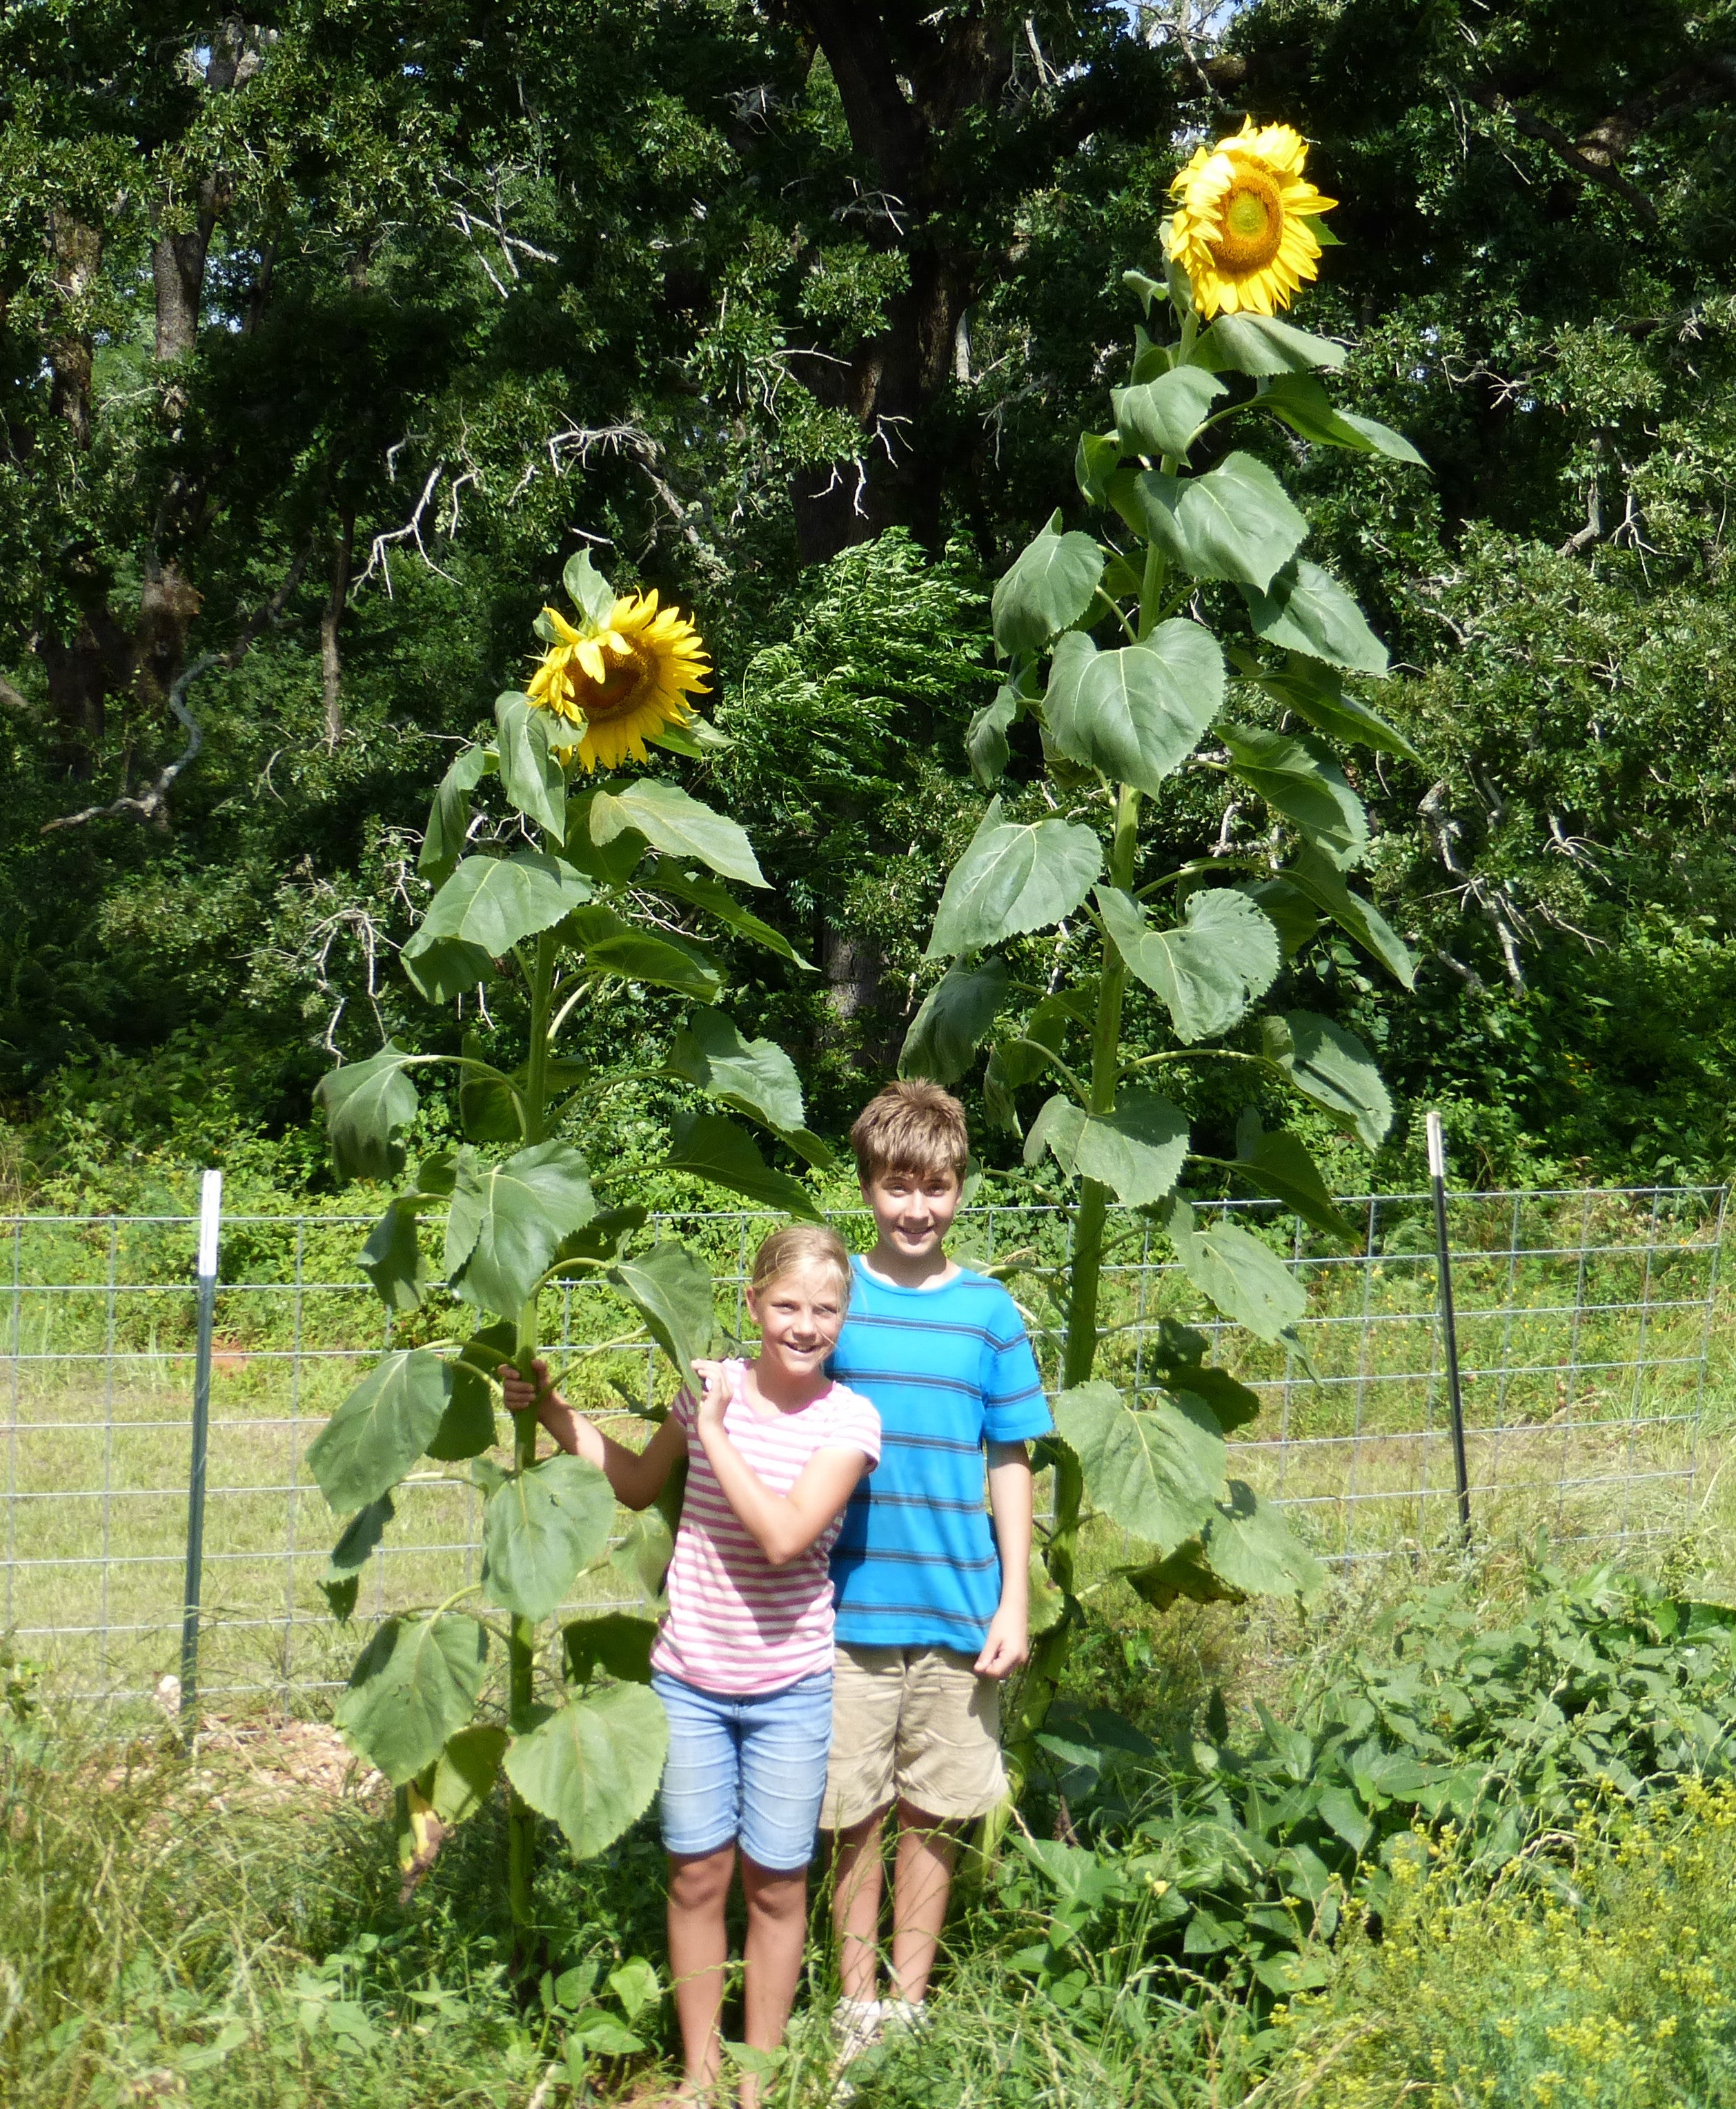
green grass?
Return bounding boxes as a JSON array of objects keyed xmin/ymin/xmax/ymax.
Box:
[{"xmin": 16, "ymin": 1542, "xmax": 1736, "ymax": 2109}]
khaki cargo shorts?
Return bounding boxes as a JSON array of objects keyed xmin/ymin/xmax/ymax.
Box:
[{"xmin": 820, "ymin": 1642, "xmax": 1007, "ymax": 1830}]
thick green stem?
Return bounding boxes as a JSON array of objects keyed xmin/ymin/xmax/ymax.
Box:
[
  {"xmin": 523, "ymin": 928, "xmax": 556, "ymax": 1147},
  {"xmin": 506, "ymin": 926, "xmax": 558, "ymax": 1970},
  {"xmin": 1015, "ymin": 783, "xmax": 1143, "ymax": 1764},
  {"xmin": 506, "ymin": 1390, "xmax": 540, "ymax": 1966}
]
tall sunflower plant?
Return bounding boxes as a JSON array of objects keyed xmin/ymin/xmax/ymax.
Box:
[
  {"xmin": 305, "ymin": 553, "xmax": 827, "ymax": 1960},
  {"xmin": 898, "ymin": 123, "xmax": 1428, "ymax": 1772}
]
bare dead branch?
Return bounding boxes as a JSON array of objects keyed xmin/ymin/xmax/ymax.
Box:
[
  {"xmin": 1474, "ymin": 88, "xmax": 1661, "ymax": 225},
  {"xmin": 41, "ymin": 546, "xmax": 310, "ymax": 834}
]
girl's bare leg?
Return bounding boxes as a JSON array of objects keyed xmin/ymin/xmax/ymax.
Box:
[
  {"xmin": 667, "ymin": 1845, "xmax": 736, "ymax": 2097},
  {"xmin": 738, "ymin": 1855, "xmax": 811, "ymax": 2106}
]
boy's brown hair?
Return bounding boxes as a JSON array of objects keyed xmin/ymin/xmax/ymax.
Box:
[{"xmin": 850, "ymin": 1080, "xmax": 969, "ymax": 1185}]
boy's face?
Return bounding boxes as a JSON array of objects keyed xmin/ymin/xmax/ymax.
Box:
[{"xmin": 860, "ymin": 1165, "xmax": 963, "ymax": 1264}]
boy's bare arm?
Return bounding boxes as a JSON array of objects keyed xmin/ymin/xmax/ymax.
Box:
[
  {"xmin": 979, "ymin": 1440, "xmax": 1034, "ymax": 1678},
  {"xmin": 498, "ymin": 1357, "xmax": 686, "ymax": 1510}
]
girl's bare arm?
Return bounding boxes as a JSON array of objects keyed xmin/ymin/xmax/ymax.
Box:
[
  {"xmin": 691, "ymin": 1369, "xmax": 869, "ymax": 1567},
  {"xmin": 499, "ymin": 1357, "xmax": 686, "ymax": 1510}
]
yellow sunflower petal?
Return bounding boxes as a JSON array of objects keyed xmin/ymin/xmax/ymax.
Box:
[
  {"xmin": 544, "ymin": 607, "xmax": 584, "ymax": 645},
  {"xmin": 1167, "ymin": 118, "xmax": 1339, "ymax": 320}
]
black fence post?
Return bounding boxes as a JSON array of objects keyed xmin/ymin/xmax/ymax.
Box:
[
  {"xmin": 179, "ymin": 1169, "xmax": 222, "ymax": 1746},
  {"xmin": 1426, "ymin": 1112, "xmax": 1472, "ymax": 1540}
]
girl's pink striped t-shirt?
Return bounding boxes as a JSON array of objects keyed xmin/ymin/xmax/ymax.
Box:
[{"xmin": 651, "ymin": 1360, "xmax": 880, "ymax": 1696}]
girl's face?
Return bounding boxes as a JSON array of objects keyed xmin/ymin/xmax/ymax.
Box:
[{"xmin": 745, "ymin": 1260, "xmax": 848, "ymax": 1380}]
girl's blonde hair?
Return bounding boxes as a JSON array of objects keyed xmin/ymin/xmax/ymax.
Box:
[{"xmin": 749, "ymin": 1223, "xmax": 853, "ymax": 1306}]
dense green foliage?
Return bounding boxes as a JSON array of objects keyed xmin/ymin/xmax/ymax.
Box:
[
  {"xmin": 12, "ymin": 1558, "xmax": 1736, "ymax": 2105},
  {"xmin": 3, "ymin": 0, "xmax": 1735, "ymax": 1190}
]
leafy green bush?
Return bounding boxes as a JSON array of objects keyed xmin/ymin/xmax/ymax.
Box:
[{"xmin": 1003, "ymin": 1561, "xmax": 1736, "ymax": 2003}]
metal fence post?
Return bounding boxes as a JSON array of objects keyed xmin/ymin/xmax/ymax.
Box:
[
  {"xmin": 179, "ymin": 1170, "xmax": 222, "ymax": 1744},
  {"xmin": 1426, "ymin": 1113, "xmax": 1472, "ymax": 1540}
]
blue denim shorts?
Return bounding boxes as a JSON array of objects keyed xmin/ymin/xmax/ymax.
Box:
[{"xmin": 651, "ymin": 1669, "xmax": 834, "ymax": 1872}]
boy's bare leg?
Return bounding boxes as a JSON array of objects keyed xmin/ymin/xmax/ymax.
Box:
[
  {"xmin": 667, "ymin": 1845, "xmax": 734, "ymax": 2096},
  {"xmin": 887, "ymin": 1800, "xmax": 962, "ymax": 2005},
  {"xmin": 739, "ymin": 1856, "xmax": 809, "ymax": 2106},
  {"xmin": 831, "ymin": 1807, "xmax": 890, "ymax": 2002}
]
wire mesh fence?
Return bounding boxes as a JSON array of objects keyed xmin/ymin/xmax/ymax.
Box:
[{"xmin": 2, "ymin": 1184, "xmax": 1726, "ymax": 1705}]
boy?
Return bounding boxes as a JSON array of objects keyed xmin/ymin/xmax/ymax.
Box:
[{"xmin": 822, "ymin": 1079, "xmax": 1052, "ymax": 2054}]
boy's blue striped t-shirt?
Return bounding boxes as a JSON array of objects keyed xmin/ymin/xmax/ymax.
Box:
[{"xmin": 827, "ymin": 1257, "xmax": 1052, "ymax": 1651}]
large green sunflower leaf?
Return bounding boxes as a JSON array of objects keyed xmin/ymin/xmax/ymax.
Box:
[
  {"xmin": 926, "ymin": 796, "xmax": 1103, "ymax": 958},
  {"xmin": 664, "ymin": 1110, "xmax": 823, "ymax": 1222},
  {"xmin": 667, "ymin": 1007, "xmax": 808, "ymax": 1133},
  {"xmin": 560, "ymin": 905, "xmax": 724, "ymax": 1004},
  {"xmin": 1096, "ymin": 886, "xmax": 1281, "ymax": 1044},
  {"xmin": 1257, "ymin": 375, "xmax": 1426, "ymax": 464},
  {"xmin": 1111, "ymin": 366, "xmax": 1225, "ymax": 458},
  {"xmin": 1124, "ymin": 1482, "xmax": 1325, "ymax": 1609},
  {"xmin": 503, "ymin": 1685, "xmax": 669, "ymax": 1858},
  {"xmin": 562, "ymin": 549, "xmax": 617, "ymax": 627},
  {"xmin": 359, "ymin": 1198, "xmax": 427, "ymax": 1313},
  {"xmin": 1194, "ymin": 313, "xmax": 1346, "ymax": 375},
  {"xmin": 1044, "ymin": 622, "xmax": 1225, "ymax": 794},
  {"xmin": 899, "ymin": 957, "xmax": 1009, "ymax": 1088},
  {"xmin": 1052, "ymin": 1380, "xmax": 1223, "ymax": 1556},
  {"xmin": 482, "ymin": 1452, "xmax": 617, "ymax": 1620},
  {"xmin": 1170, "ymin": 1206, "xmax": 1305, "ymax": 1342},
  {"xmin": 401, "ymin": 935, "xmax": 497, "ymax": 1006},
  {"xmin": 1222, "ymin": 1119, "xmax": 1354, "ymax": 1240},
  {"xmin": 607, "ymin": 1243, "xmax": 717, "ymax": 1392},
  {"xmin": 1241, "ymin": 560, "xmax": 1390, "ymax": 677},
  {"xmin": 991, "ymin": 511, "xmax": 1106, "ymax": 656},
  {"xmin": 1221, "ymin": 725, "xmax": 1369, "ymax": 867},
  {"xmin": 642, "ymin": 859, "xmax": 813, "ymax": 968},
  {"xmin": 1246, "ymin": 654, "xmax": 1419, "ymax": 763},
  {"xmin": 427, "ymin": 1321, "xmax": 514, "ymax": 1462},
  {"xmin": 428, "ymin": 1725, "xmax": 511, "ymax": 1828},
  {"xmin": 420, "ymin": 745, "xmax": 495, "ymax": 887},
  {"xmin": 564, "ymin": 1611, "xmax": 660, "ymax": 1687},
  {"xmin": 412, "ymin": 853, "xmax": 593, "ymax": 963},
  {"xmin": 446, "ymin": 1141, "xmax": 598, "ymax": 1314},
  {"xmin": 589, "ymin": 779, "xmax": 767, "ymax": 888},
  {"xmin": 1023, "ymin": 1090, "xmax": 1190, "ymax": 1207},
  {"xmin": 335, "ymin": 1614, "xmax": 490, "ymax": 1785},
  {"xmin": 315, "ymin": 1042, "xmax": 420, "ymax": 1184},
  {"xmin": 494, "ymin": 691, "xmax": 568, "ymax": 841},
  {"xmin": 967, "ymin": 683, "xmax": 1019, "ymax": 789},
  {"xmin": 1262, "ymin": 1011, "xmax": 1393, "ymax": 1151},
  {"xmin": 1283, "ymin": 843, "xmax": 1415, "ymax": 985},
  {"xmin": 1118, "ymin": 455, "xmax": 1307, "ymax": 592},
  {"xmin": 308, "ymin": 1348, "xmax": 455, "ymax": 1512}
]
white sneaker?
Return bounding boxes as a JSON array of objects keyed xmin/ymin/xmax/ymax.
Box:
[
  {"xmin": 830, "ymin": 1997, "xmax": 885, "ymax": 2068},
  {"xmin": 880, "ymin": 1997, "xmax": 930, "ymax": 2034}
]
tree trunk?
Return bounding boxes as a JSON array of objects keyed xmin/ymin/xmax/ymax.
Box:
[
  {"xmin": 788, "ymin": 3, "xmax": 1014, "ymax": 560},
  {"xmin": 46, "ymin": 212, "xmax": 100, "ymax": 447},
  {"xmin": 322, "ymin": 511, "xmax": 354, "ymax": 746}
]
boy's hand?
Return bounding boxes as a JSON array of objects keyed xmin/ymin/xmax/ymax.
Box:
[
  {"xmin": 975, "ymin": 1604, "xmax": 1029, "ymax": 1680},
  {"xmin": 498, "ymin": 1357, "xmax": 556, "ymax": 1421}
]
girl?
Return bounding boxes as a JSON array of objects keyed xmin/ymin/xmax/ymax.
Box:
[{"xmin": 502, "ymin": 1224, "xmax": 878, "ymax": 2106}]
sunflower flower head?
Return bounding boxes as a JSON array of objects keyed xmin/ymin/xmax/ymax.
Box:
[
  {"xmin": 1167, "ymin": 119, "xmax": 1336, "ymax": 320},
  {"xmin": 526, "ymin": 588, "xmax": 711, "ymax": 772}
]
